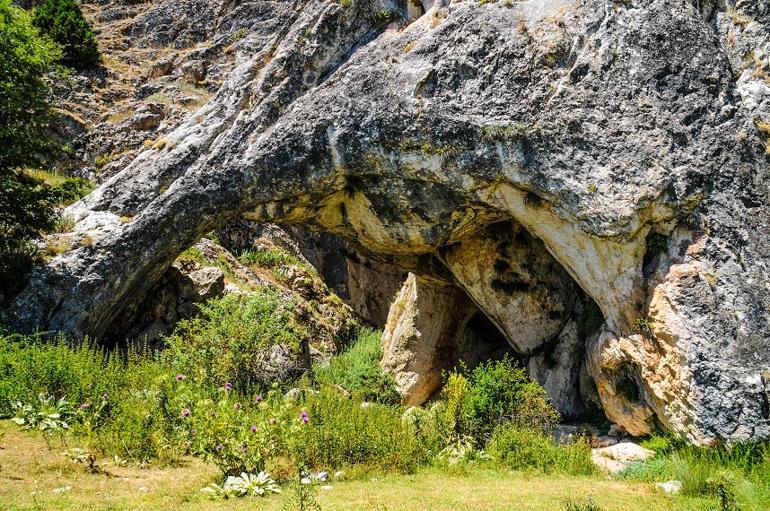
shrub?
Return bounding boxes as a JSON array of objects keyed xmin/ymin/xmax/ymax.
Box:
[
  {"xmin": 164, "ymin": 291, "xmax": 307, "ymax": 393},
  {"xmin": 291, "ymin": 387, "xmax": 428, "ymax": 472},
  {"xmin": 445, "ymin": 356, "xmax": 559, "ymax": 444},
  {"xmin": 488, "ymin": 425, "xmax": 595, "ymax": 475},
  {"xmin": 33, "ymin": 0, "xmax": 100, "ymax": 69},
  {"xmin": 313, "ymin": 328, "xmax": 398, "ymax": 404}
]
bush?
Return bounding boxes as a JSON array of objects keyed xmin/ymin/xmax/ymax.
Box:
[
  {"xmin": 33, "ymin": 0, "xmax": 99, "ymax": 69},
  {"xmin": 488, "ymin": 425, "xmax": 595, "ymax": 475},
  {"xmin": 164, "ymin": 292, "xmax": 307, "ymax": 393},
  {"xmin": 0, "ymin": 0, "xmax": 63, "ymax": 303},
  {"xmin": 313, "ymin": 328, "xmax": 399, "ymax": 404},
  {"xmin": 443, "ymin": 356, "xmax": 559, "ymax": 444},
  {"xmin": 291, "ymin": 387, "xmax": 428, "ymax": 472}
]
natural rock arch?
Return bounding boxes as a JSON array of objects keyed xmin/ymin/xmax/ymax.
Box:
[{"xmin": 3, "ymin": 0, "xmax": 769, "ymax": 444}]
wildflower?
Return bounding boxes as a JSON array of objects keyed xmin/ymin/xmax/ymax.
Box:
[
  {"xmin": 250, "ymin": 425, "xmax": 257, "ymax": 432},
  {"xmin": 300, "ymin": 410, "xmax": 309, "ymax": 424},
  {"xmin": 224, "ymin": 382, "xmax": 232, "ymax": 392},
  {"xmin": 215, "ymin": 444, "xmax": 223, "ymax": 452},
  {"xmin": 101, "ymin": 393, "xmax": 108, "ymax": 400},
  {"xmin": 241, "ymin": 443, "xmax": 248, "ymax": 453},
  {"xmin": 191, "ymin": 429, "xmax": 197, "ymax": 435},
  {"xmin": 176, "ymin": 374, "xmax": 185, "ymax": 381},
  {"xmin": 181, "ymin": 408, "xmax": 191, "ymax": 418},
  {"xmin": 255, "ymin": 395, "xmax": 263, "ymax": 403}
]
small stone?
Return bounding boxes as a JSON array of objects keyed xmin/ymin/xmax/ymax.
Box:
[
  {"xmin": 655, "ymin": 480, "xmax": 682, "ymax": 494},
  {"xmin": 333, "ymin": 470, "xmax": 345, "ymax": 479}
]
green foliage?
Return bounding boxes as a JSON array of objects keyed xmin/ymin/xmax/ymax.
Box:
[
  {"xmin": 313, "ymin": 328, "xmax": 399, "ymax": 404},
  {"xmin": 488, "ymin": 425, "xmax": 596, "ymax": 475},
  {"xmin": 0, "ymin": 0, "xmax": 64, "ymax": 303},
  {"xmin": 239, "ymin": 247, "xmax": 300, "ymax": 269},
  {"xmin": 565, "ymin": 498, "xmax": 604, "ymax": 511},
  {"xmin": 293, "ymin": 387, "xmax": 428, "ymax": 472},
  {"xmin": 11, "ymin": 393, "xmax": 72, "ymax": 431},
  {"xmin": 33, "ymin": 0, "xmax": 100, "ymax": 70},
  {"xmin": 445, "ymin": 357, "xmax": 560, "ymax": 444},
  {"xmin": 282, "ymin": 477, "xmax": 322, "ymax": 511},
  {"xmin": 619, "ymin": 436, "xmax": 770, "ymax": 510},
  {"xmin": 163, "ymin": 292, "xmax": 306, "ymax": 392}
]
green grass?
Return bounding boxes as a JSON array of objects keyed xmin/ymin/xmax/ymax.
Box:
[
  {"xmin": 1, "ymin": 333, "xmax": 768, "ymax": 510},
  {"xmin": 313, "ymin": 328, "xmax": 399, "ymax": 404},
  {"xmin": 0, "ymin": 422, "xmax": 716, "ymax": 511}
]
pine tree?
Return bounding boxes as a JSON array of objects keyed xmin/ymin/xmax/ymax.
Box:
[{"xmin": 33, "ymin": 0, "xmax": 99, "ymax": 70}]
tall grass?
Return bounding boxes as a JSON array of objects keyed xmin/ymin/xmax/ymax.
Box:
[{"xmin": 618, "ymin": 435, "xmax": 770, "ymax": 510}]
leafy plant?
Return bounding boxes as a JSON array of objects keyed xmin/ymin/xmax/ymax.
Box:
[
  {"xmin": 313, "ymin": 328, "xmax": 399, "ymax": 404},
  {"xmin": 11, "ymin": 393, "xmax": 72, "ymax": 432},
  {"xmin": 33, "ymin": 0, "xmax": 100, "ymax": 69},
  {"xmin": 202, "ymin": 471, "xmax": 281, "ymax": 498},
  {"xmin": 164, "ymin": 292, "xmax": 307, "ymax": 392},
  {"xmin": 445, "ymin": 356, "xmax": 560, "ymax": 444}
]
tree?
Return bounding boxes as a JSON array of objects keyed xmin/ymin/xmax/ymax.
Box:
[
  {"xmin": 33, "ymin": 0, "xmax": 99, "ymax": 70},
  {"xmin": 0, "ymin": 0, "xmax": 62, "ymax": 304}
]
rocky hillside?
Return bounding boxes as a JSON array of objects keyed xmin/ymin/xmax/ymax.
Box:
[{"xmin": 3, "ymin": 0, "xmax": 770, "ymax": 446}]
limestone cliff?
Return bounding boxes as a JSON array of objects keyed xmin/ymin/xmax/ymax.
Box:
[{"xmin": 3, "ymin": 0, "xmax": 770, "ymax": 444}]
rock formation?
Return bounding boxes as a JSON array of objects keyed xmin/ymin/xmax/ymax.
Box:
[{"xmin": 3, "ymin": 0, "xmax": 769, "ymax": 444}]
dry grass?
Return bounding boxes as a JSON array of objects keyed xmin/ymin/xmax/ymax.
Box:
[{"xmin": 0, "ymin": 422, "xmax": 712, "ymax": 511}]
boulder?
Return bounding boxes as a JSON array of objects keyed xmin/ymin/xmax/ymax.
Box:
[
  {"xmin": 4, "ymin": 0, "xmax": 770, "ymax": 444},
  {"xmin": 591, "ymin": 441, "xmax": 656, "ymax": 474}
]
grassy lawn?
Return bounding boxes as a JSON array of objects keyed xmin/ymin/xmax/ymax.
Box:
[{"xmin": 0, "ymin": 422, "xmax": 713, "ymax": 511}]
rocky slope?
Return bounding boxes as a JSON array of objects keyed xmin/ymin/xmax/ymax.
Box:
[{"xmin": 3, "ymin": 0, "xmax": 770, "ymax": 444}]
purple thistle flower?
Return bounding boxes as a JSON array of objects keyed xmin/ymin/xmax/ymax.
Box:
[
  {"xmin": 224, "ymin": 382, "xmax": 232, "ymax": 392},
  {"xmin": 250, "ymin": 425, "xmax": 257, "ymax": 432},
  {"xmin": 255, "ymin": 395, "xmax": 263, "ymax": 403},
  {"xmin": 181, "ymin": 408, "xmax": 191, "ymax": 418},
  {"xmin": 176, "ymin": 374, "xmax": 185, "ymax": 381},
  {"xmin": 215, "ymin": 444, "xmax": 223, "ymax": 452},
  {"xmin": 300, "ymin": 410, "xmax": 309, "ymax": 423}
]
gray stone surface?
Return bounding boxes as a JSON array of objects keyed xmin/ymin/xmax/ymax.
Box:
[{"xmin": 3, "ymin": 0, "xmax": 769, "ymax": 444}]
